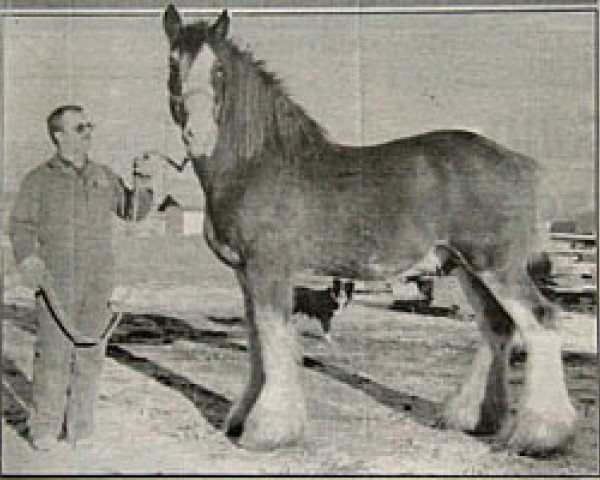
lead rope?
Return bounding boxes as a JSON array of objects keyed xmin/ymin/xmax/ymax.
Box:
[
  {"xmin": 105, "ymin": 155, "xmax": 152, "ymax": 338},
  {"xmin": 141, "ymin": 150, "xmax": 190, "ymax": 172},
  {"xmin": 104, "ymin": 152, "xmax": 190, "ymax": 342},
  {"xmin": 103, "ymin": 159, "xmax": 143, "ymax": 343},
  {"xmin": 103, "ymin": 156, "xmax": 150, "ymax": 345}
]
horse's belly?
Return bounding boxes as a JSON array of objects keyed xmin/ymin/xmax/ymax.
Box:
[{"xmin": 304, "ymin": 214, "xmax": 438, "ymax": 280}]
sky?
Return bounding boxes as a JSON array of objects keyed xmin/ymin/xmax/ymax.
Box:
[{"xmin": 1, "ymin": 8, "xmax": 596, "ymax": 218}]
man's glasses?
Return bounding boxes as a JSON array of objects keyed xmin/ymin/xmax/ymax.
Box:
[{"xmin": 74, "ymin": 122, "xmax": 94, "ymax": 133}]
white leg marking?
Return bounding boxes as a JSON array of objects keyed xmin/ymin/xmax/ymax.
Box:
[
  {"xmin": 240, "ymin": 307, "xmax": 307, "ymax": 449},
  {"xmin": 443, "ymin": 342, "xmax": 493, "ymax": 431},
  {"xmin": 502, "ymin": 300, "xmax": 577, "ymax": 453}
]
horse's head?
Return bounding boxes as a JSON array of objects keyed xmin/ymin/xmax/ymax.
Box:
[
  {"xmin": 164, "ymin": 5, "xmax": 325, "ymax": 164},
  {"xmin": 163, "ymin": 5, "xmax": 229, "ymax": 158}
]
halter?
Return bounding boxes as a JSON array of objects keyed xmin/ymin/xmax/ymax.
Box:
[
  {"xmin": 169, "ymin": 90, "xmax": 188, "ymax": 129},
  {"xmin": 170, "ymin": 86, "xmax": 222, "ymax": 130}
]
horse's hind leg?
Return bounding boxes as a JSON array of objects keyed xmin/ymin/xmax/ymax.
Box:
[
  {"xmin": 483, "ymin": 268, "xmax": 576, "ymax": 455},
  {"xmin": 233, "ymin": 261, "xmax": 307, "ymax": 450},
  {"xmin": 441, "ymin": 247, "xmax": 576, "ymax": 455},
  {"xmin": 440, "ymin": 262, "xmax": 514, "ymax": 435}
]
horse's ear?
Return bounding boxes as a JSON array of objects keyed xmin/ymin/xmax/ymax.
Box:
[
  {"xmin": 211, "ymin": 9, "xmax": 230, "ymax": 40},
  {"xmin": 163, "ymin": 4, "xmax": 183, "ymax": 43}
]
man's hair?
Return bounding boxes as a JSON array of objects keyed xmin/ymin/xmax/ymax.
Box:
[{"xmin": 47, "ymin": 104, "xmax": 84, "ymax": 145}]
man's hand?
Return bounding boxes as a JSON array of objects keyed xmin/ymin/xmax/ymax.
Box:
[
  {"xmin": 133, "ymin": 154, "xmax": 154, "ymax": 189},
  {"xmin": 19, "ymin": 256, "xmax": 46, "ymax": 290}
]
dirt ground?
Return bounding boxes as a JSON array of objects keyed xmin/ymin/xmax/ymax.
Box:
[{"xmin": 2, "ymin": 238, "xmax": 598, "ymax": 475}]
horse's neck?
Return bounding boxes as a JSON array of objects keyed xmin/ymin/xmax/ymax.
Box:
[
  {"xmin": 190, "ymin": 154, "xmax": 223, "ymax": 200},
  {"xmin": 193, "ymin": 151, "xmax": 247, "ymax": 224}
]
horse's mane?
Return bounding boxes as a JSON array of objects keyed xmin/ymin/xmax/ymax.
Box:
[{"xmin": 211, "ymin": 37, "xmax": 328, "ymax": 163}]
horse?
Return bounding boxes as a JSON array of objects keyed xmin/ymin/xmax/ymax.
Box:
[{"xmin": 162, "ymin": 5, "xmax": 576, "ymax": 455}]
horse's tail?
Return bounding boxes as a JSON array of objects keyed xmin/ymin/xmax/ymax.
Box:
[{"xmin": 526, "ymin": 250, "xmax": 559, "ymax": 326}]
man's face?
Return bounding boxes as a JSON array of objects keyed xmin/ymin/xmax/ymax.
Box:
[{"xmin": 55, "ymin": 110, "xmax": 94, "ymax": 156}]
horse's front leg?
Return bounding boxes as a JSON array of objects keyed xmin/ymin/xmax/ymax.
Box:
[
  {"xmin": 224, "ymin": 269, "xmax": 264, "ymax": 439},
  {"xmin": 203, "ymin": 213, "xmax": 242, "ymax": 268},
  {"xmin": 235, "ymin": 261, "xmax": 307, "ymax": 450}
]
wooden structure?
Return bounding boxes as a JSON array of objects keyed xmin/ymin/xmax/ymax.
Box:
[{"xmin": 542, "ymin": 226, "xmax": 597, "ymax": 310}]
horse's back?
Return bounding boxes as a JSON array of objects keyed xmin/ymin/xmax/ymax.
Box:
[{"xmin": 296, "ymin": 130, "xmax": 540, "ymax": 275}]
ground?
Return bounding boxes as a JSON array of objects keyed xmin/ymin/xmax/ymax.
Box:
[{"xmin": 2, "ymin": 234, "xmax": 598, "ymax": 475}]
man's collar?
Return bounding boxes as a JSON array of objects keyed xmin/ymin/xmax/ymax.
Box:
[{"xmin": 49, "ymin": 153, "xmax": 90, "ymax": 174}]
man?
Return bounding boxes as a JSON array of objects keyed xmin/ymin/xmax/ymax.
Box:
[{"xmin": 9, "ymin": 105, "xmax": 154, "ymax": 450}]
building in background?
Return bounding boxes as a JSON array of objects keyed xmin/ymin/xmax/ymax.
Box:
[
  {"xmin": 158, "ymin": 195, "xmax": 204, "ymax": 236},
  {"xmin": 540, "ymin": 219, "xmax": 597, "ymax": 311}
]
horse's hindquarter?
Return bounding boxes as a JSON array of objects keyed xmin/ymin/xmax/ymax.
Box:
[{"xmin": 297, "ymin": 130, "xmax": 539, "ymax": 276}]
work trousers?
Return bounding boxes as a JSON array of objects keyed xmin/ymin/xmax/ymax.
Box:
[{"xmin": 29, "ymin": 296, "xmax": 107, "ymax": 443}]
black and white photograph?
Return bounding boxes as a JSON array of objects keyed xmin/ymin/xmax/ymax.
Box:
[{"xmin": 1, "ymin": 0, "xmax": 597, "ymax": 475}]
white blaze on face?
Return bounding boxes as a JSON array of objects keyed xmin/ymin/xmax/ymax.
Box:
[{"xmin": 182, "ymin": 45, "xmax": 219, "ymax": 157}]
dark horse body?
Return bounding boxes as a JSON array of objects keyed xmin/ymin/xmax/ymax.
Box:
[
  {"xmin": 238, "ymin": 131, "xmax": 538, "ymax": 278},
  {"xmin": 163, "ymin": 6, "xmax": 576, "ymax": 456}
]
